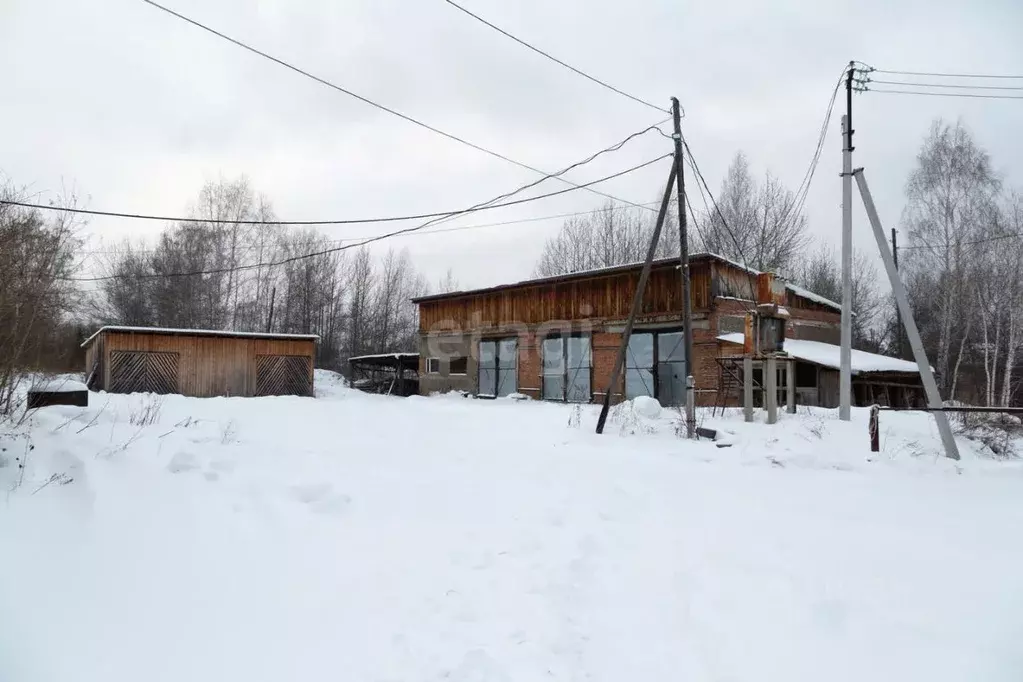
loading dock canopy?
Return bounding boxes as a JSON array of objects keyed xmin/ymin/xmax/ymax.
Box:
[
  {"xmin": 348, "ymin": 353, "xmax": 419, "ymax": 397},
  {"xmin": 718, "ymin": 333, "xmax": 924, "ymax": 374}
]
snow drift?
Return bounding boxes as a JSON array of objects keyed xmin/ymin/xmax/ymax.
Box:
[{"xmin": 2, "ymin": 370, "xmax": 1022, "ymax": 682}]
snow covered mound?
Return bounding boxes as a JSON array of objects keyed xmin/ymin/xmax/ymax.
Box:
[
  {"xmin": 313, "ymin": 368, "xmax": 351, "ymax": 398},
  {"xmin": 632, "ymin": 395, "xmax": 662, "ymax": 419},
  {"xmin": 2, "ymin": 389, "xmax": 1022, "ymax": 682}
]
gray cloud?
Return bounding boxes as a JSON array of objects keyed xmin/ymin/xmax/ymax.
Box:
[{"xmin": 2, "ymin": 0, "xmax": 1020, "ymax": 288}]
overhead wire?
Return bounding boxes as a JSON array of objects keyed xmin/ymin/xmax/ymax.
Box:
[
  {"xmin": 899, "ymin": 232, "xmax": 1023, "ymax": 251},
  {"xmin": 779, "ymin": 66, "xmax": 847, "ymax": 235},
  {"xmin": 79, "ymin": 201, "xmax": 662, "ymax": 256},
  {"xmin": 140, "ymin": 0, "xmax": 659, "ymax": 212},
  {"xmin": 63, "ymin": 153, "xmax": 672, "ymax": 282},
  {"xmin": 3, "ymin": 122, "xmax": 667, "ymax": 226},
  {"xmin": 867, "ymin": 79, "xmax": 1023, "ymax": 92},
  {"xmin": 679, "ymin": 140, "xmax": 760, "ymax": 313},
  {"xmin": 868, "ymin": 68, "xmax": 1023, "ymax": 80},
  {"xmin": 441, "ymin": 0, "xmax": 666, "ymax": 114},
  {"xmin": 861, "ymin": 88, "xmax": 1023, "ymax": 101}
]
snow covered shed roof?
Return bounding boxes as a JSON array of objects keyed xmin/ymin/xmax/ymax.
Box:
[
  {"xmin": 81, "ymin": 326, "xmax": 320, "ymax": 348},
  {"xmin": 348, "ymin": 352, "xmax": 419, "ymax": 370},
  {"xmin": 717, "ymin": 333, "xmax": 924, "ymax": 375},
  {"xmin": 348, "ymin": 352, "xmax": 419, "ymax": 362}
]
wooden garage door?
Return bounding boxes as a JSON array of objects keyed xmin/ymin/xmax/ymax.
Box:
[
  {"xmin": 256, "ymin": 355, "xmax": 312, "ymax": 396},
  {"xmin": 109, "ymin": 351, "xmax": 179, "ymax": 394}
]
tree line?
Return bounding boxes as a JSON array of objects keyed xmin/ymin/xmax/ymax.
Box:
[
  {"xmin": 94, "ymin": 178, "xmax": 429, "ymax": 370},
  {"xmin": 532, "ymin": 118, "xmax": 1023, "ymax": 406},
  {"xmin": 2, "ymin": 117, "xmax": 1020, "ymax": 408}
]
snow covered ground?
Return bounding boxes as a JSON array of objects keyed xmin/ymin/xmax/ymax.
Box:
[{"xmin": 2, "ymin": 370, "xmax": 1023, "ymax": 681}]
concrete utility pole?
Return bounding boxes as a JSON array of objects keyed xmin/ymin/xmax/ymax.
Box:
[
  {"xmin": 854, "ymin": 169, "xmax": 960, "ymax": 460},
  {"xmin": 891, "ymin": 228, "xmax": 904, "ymax": 358},
  {"xmin": 671, "ymin": 96, "xmax": 696, "ymax": 437},
  {"xmin": 839, "ymin": 60, "xmax": 855, "ymax": 421}
]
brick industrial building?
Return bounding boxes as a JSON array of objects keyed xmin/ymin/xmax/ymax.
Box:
[{"xmin": 412, "ymin": 253, "xmax": 923, "ymax": 407}]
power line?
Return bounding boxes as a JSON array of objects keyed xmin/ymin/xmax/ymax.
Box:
[
  {"xmin": 3, "ymin": 122, "xmax": 665, "ymax": 226},
  {"xmin": 870, "ymin": 68, "xmax": 1023, "ymax": 80},
  {"xmin": 863, "ymin": 87, "xmax": 1023, "ymax": 101},
  {"xmin": 679, "ymin": 139, "xmax": 759, "ymax": 312},
  {"xmin": 900, "ymin": 232, "xmax": 1023, "ymax": 251},
  {"xmin": 868, "ymin": 79, "xmax": 1023, "ymax": 92},
  {"xmin": 140, "ymin": 0, "xmax": 659, "ymax": 212},
  {"xmin": 781, "ymin": 67, "xmax": 846, "ymax": 233},
  {"xmin": 442, "ymin": 0, "xmax": 666, "ymax": 114},
  {"xmin": 80, "ymin": 201, "xmax": 662, "ymax": 256},
  {"xmin": 64, "ymin": 153, "xmax": 671, "ymax": 282}
]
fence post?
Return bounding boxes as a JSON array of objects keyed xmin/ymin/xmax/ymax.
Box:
[
  {"xmin": 869, "ymin": 404, "xmax": 880, "ymax": 453},
  {"xmin": 686, "ymin": 375, "xmax": 696, "ymax": 438}
]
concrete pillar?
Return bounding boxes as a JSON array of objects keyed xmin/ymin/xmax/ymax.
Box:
[
  {"xmin": 787, "ymin": 359, "xmax": 797, "ymax": 414},
  {"xmin": 765, "ymin": 356, "xmax": 778, "ymax": 425},
  {"xmin": 743, "ymin": 356, "xmax": 754, "ymax": 423}
]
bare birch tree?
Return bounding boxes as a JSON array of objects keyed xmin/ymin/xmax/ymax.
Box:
[
  {"xmin": 696, "ymin": 152, "xmax": 809, "ymax": 273},
  {"xmin": 793, "ymin": 243, "xmax": 881, "ymax": 348},
  {"xmin": 901, "ymin": 119, "xmax": 1000, "ymax": 397},
  {"xmin": 534, "ymin": 201, "xmax": 676, "ymax": 277}
]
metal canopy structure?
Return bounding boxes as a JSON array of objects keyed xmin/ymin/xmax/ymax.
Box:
[{"xmin": 348, "ymin": 353, "xmax": 420, "ymax": 397}]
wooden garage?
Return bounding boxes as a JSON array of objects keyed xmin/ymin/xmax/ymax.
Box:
[{"xmin": 81, "ymin": 326, "xmax": 318, "ymax": 398}]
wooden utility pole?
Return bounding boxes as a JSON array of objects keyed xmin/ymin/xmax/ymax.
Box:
[
  {"xmin": 595, "ymin": 164, "xmax": 677, "ymax": 434},
  {"xmin": 671, "ymin": 97, "xmax": 696, "ymax": 437},
  {"xmin": 266, "ymin": 286, "xmax": 276, "ymax": 333}
]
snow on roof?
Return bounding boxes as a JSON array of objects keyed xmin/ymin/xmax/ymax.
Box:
[
  {"xmin": 348, "ymin": 352, "xmax": 419, "ymax": 362},
  {"xmin": 785, "ymin": 283, "xmax": 841, "ymax": 312},
  {"xmin": 717, "ymin": 333, "xmax": 924, "ymax": 374},
  {"xmin": 81, "ymin": 326, "xmax": 320, "ymax": 348},
  {"xmin": 32, "ymin": 378, "xmax": 88, "ymax": 392}
]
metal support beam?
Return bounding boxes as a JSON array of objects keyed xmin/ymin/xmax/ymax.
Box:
[
  {"xmin": 853, "ymin": 168, "xmax": 960, "ymax": 460},
  {"xmin": 595, "ymin": 164, "xmax": 677, "ymax": 434}
]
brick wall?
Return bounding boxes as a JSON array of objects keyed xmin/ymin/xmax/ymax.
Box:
[
  {"xmin": 517, "ymin": 331, "xmax": 541, "ymax": 397},
  {"xmin": 591, "ymin": 331, "xmax": 623, "ymax": 403}
]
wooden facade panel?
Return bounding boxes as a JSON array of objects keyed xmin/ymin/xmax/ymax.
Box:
[
  {"xmin": 420, "ymin": 262, "xmax": 716, "ymax": 331},
  {"xmin": 94, "ymin": 332, "xmax": 315, "ymax": 397}
]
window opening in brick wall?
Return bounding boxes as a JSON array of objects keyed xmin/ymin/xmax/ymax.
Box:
[
  {"xmin": 449, "ymin": 357, "xmax": 468, "ymax": 375},
  {"xmin": 426, "ymin": 357, "xmax": 440, "ymax": 374}
]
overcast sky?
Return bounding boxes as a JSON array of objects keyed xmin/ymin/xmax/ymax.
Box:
[{"xmin": 3, "ymin": 0, "xmax": 1021, "ymax": 291}]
